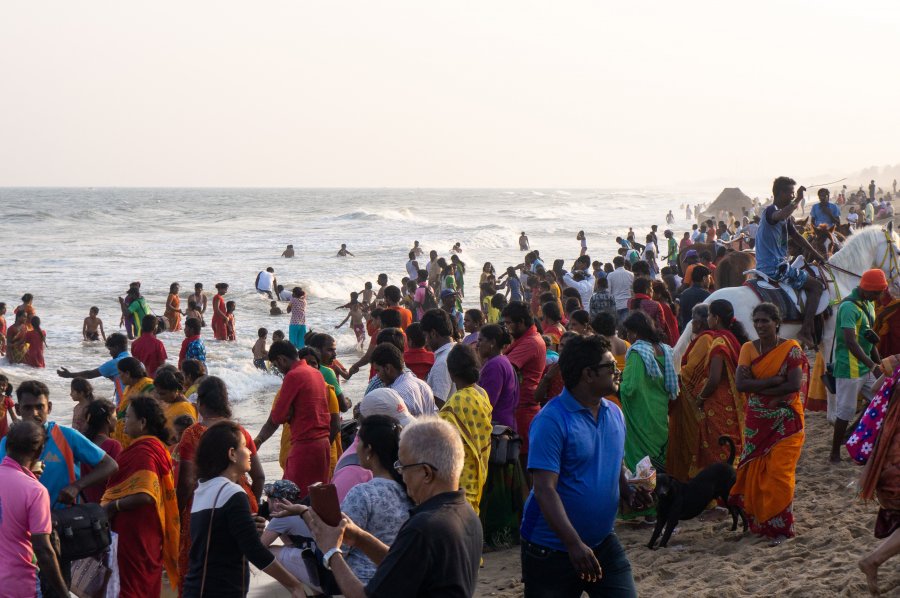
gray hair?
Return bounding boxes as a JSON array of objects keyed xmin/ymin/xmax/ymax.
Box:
[
  {"xmin": 691, "ymin": 303, "xmax": 709, "ymax": 320},
  {"xmin": 399, "ymin": 416, "xmax": 464, "ymax": 484}
]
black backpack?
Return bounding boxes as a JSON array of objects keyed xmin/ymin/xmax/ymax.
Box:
[
  {"xmin": 422, "ymin": 286, "xmax": 438, "ymax": 310},
  {"xmin": 51, "ymin": 503, "xmax": 111, "ymax": 561}
]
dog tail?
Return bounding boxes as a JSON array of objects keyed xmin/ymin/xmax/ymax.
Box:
[{"xmin": 718, "ymin": 436, "xmax": 737, "ymax": 466}]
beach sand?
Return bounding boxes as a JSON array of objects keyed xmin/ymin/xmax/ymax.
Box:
[{"xmin": 249, "ymin": 411, "xmax": 898, "ymax": 597}]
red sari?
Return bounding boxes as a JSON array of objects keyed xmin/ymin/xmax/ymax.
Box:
[
  {"xmin": 173, "ymin": 422, "xmax": 258, "ymax": 594},
  {"xmin": 102, "ymin": 436, "xmax": 180, "ymax": 597},
  {"xmin": 23, "ymin": 329, "xmax": 46, "ymax": 368},
  {"xmin": 211, "ymin": 294, "xmax": 227, "ymax": 340}
]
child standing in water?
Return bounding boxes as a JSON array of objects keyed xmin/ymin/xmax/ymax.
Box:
[
  {"xmin": 252, "ymin": 328, "xmax": 269, "ymax": 370},
  {"xmin": 185, "ymin": 299, "xmax": 203, "ymax": 325},
  {"xmin": 0, "ymin": 375, "xmax": 18, "ymax": 441},
  {"xmin": 335, "ymin": 292, "xmax": 367, "ymax": 350},
  {"xmin": 225, "ymin": 300, "xmax": 237, "ymax": 341},
  {"xmin": 360, "ymin": 282, "xmax": 375, "ymax": 306},
  {"xmin": 23, "ymin": 316, "xmax": 48, "ymax": 368},
  {"xmin": 83, "ymin": 306, "xmax": 106, "ymax": 341},
  {"xmin": 269, "ymin": 301, "xmax": 283, "ymax": 315},
  {"xmin": 70, "ymin": 377, "xmax": 95, "ymax": 433},
  {"xmin": 0, "ymin": 303, "xmax": 6, "ymax": 356}
]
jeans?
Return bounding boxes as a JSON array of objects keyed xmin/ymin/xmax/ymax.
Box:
[{"xmin": 521, "ymin": 534, "xmax": 637, "ymax": 598}]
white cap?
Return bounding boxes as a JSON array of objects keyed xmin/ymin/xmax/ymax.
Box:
[{"xmin": 360, "ymin": 388, "xmax": 414, "ymax": 427}]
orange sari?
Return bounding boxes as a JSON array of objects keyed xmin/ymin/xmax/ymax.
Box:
[
  {"xmin": 165, "ymin": 293, "xmax": 182, "ymax": 332},
  {"xmin": 102, "ymin": 435, "xmax": 180, "ymax": 596},
  {"xmin": 729, "ymin": 339, "xmax": 808, "ymax": 539},
  {"xmin": 113, "ymin": 378, "xmax": 155, "ymax": 449},
  {"xmin": 681, "ymin": 331, "xmax": 745, "ymax": 476}
]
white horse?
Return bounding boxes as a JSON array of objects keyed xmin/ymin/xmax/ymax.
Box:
[{"xmin": 673, "ymin": 223, "xmax": 900, "ymax": 368}]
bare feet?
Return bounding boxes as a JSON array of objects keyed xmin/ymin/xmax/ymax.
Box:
[{"xmin": 859, "ymin": 558, "xmax": 880, "ymax": 595}]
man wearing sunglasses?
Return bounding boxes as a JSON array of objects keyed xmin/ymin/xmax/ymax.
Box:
[{"xmin": 520, "ymin": 335, "xmax": 650, "ymax": 597}]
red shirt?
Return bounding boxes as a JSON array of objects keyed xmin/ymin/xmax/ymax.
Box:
[
  {"xmin": 404, "ymin": 347, "xmax": 435, "ymax": 380},
  {"xmin": 132, "ymin": 333, "xmax": 168, "ymax": 377},
  {"xmin": 270, "ymin": 360, "xmax": 330, "ymax": 444},
  {"xmin": 178, "ymin": 335, "xmax": 200, "ymax": 369},
  {"xmin": 504, "ymin": 325, "xmax": 546, "ymax": 408},
  {"xmin": 385, "ymin": 306, "xmax": 413, "ymax": 331}
]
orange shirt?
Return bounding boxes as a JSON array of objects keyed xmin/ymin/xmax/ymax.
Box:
[{"xmin": 385, "ymin": 306, "xmax": 413, "ymax": 330}]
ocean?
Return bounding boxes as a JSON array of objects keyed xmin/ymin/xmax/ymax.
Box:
[{"xmin": 0, "ymin": 186, "xmax": 704, "ymax": 469}]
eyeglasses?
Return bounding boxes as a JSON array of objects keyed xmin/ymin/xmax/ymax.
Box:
[
  {"xmin": 393, "ymin": 459, "xmax": 438, "ymax": 474},
  {"xmin": 592, "ymin": 361, "xmax": 619, "ymax": 374}
]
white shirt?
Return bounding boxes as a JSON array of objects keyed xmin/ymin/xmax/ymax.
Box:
[
  {"xmin": 426, "ymin": 342, "xmax": 456, "ymax": 402},
  {"xmin": 606, "ymin": 267, "xmax": 635, "ymax": 311},
  {"xmin": 390, "ymin": 371, "xmax": 437, "ymax": 416},
  {"xmin": 256, "ymin": 270, "xmax": 274, "ymax": 292},
  {"xmin": 405, "ymin": 260, "xmax": 419, "ymax": 280},
  {"xmin": 690, "ymin": 229, "xmax": 700, "ymax": 242},
  {"xmin": 562, "ymin": 271, "xmax": 595, "ymax": 308},
  {"xmin": 278, "ymin": 289, "xmax": 292, "ymax": 301}
]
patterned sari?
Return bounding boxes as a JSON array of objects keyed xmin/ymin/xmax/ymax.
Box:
[
  {"xmin": 729, "ymin": 339, "xmax": 808, "ymax": 539},
  {"xmin": 439, "ymin": 384, "xmax": 493, "ymax": 514},
  {"xmin": 680, "ymin": 330, "xmax": 745, "ymax": 477},
  {"xmin": 102, "ymin": 435, "xmax": 180, "ymax": 597},
  {"xmin": 5, "ymin": 323, "xmax": 29, "ymax": 364},
  {"xmin": 113, "ymin": 377, "xmax": 155, "ymax": 449}
]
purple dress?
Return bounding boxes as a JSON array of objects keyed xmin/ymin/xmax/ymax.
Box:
[{"xmin": 478, "ymin": 354, "xmax": 520, "ymax": 429}]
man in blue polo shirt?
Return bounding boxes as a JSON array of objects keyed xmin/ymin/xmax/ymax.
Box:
[
  {"xmin": 810, "ymin": 188, "xmax": 841, "ymax": 228},
  {"xmin": 57, "ymin": 332, "xmax": 130, "ymax": 405},
  {"xmin": 521, "ymin": 335, "xmax": 649, "ymax": 598}
]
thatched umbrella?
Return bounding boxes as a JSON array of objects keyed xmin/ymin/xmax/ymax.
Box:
[{"xmin": 701, "ymin": 188, "xmax": 754, "ymax": 220}]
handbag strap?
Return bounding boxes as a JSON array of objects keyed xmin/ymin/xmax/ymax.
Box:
[{"xmin": 200, "ymin": 481, "xmax": 229, "ymax": 597}]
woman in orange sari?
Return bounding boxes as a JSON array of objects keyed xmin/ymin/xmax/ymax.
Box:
[
  {"xmin": 729, "ymin": 302, "xmax": 808, "ymax": 543},
  {"xmin": 211, "ymin": 283, "xmax": 229, "ymax": 340},
  {"xmin": 690, "ymin": 299, "xmax": 748, "ymax": 474},
  {"xmin": 14, "ymin": 293, "xmax": 36, "ymax": 330},
  {"xmin": 102, "ymin": 395, "xmax": 180, "ymax": 598},
  {"xmin": 667, "ymin": 303, "xmax": 709, "ymax": 481},
  {"xmin": 174, "ymin": 376, "xmax": 263, "ymax": 594},
  {"xmin": 165, "ymin": 282, "xmax": 183, "ymax": 332},
  {"xmin": 858, "ymin": 360, "xmax": 900, "ymax": 595},
  {"xmin": 113, "ymin": 357, "xmax": 155, "ymax": 449}
]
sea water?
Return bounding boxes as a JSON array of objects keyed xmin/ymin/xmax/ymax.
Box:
[{"xmin": 0, "ymin": 187, "xmax": 704, "ymax": 469}]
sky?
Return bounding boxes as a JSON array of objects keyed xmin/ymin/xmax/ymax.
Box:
[{"xmin": 1, "ymin": 1, "xmax": 899, "ymax": 190}]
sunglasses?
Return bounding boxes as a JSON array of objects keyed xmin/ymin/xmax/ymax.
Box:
[{"xmin": 592, "ymin": 361, "xmax": 619, "ymax": 374}]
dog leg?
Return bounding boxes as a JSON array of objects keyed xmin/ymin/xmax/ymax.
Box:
[
  {"xmin": 659, "ymin": 516, "xmax": 679, "ymax": 548},
  {"xmin": 648, "ymin": 518, "xmax": 666, "ymax": 550}
]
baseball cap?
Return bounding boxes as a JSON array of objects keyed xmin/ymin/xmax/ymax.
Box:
[
  {"xmin": 685, "ymin": 249, "xmax": 699, "ymax": 259},
  {"xmin": 359, "ymin": 388, "xmax": 414, "ymax": 427},
  {"xmin": 440, "ymin": 289, "xmax": 457, "ymax": 299}
]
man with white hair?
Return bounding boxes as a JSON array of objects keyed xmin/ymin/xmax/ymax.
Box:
[{"xmin": 305, "ymin": 417, "xmax": 483, "ymax": 598}]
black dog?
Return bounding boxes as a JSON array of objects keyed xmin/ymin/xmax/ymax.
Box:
[{"xmin": 647, "ymin": 436, "xmax": 747, "ymax": 549}]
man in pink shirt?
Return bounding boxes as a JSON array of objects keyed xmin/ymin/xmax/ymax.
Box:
[
  {"xmin": 501, "ymin": 301, "xmax": 546, "ymax": 468},
  {"xmin": 0, "ymin": 420, "xmax": 68, "ymax": 598},
  {"xmin": 130, "ymin": 314, "xmax": 167, "ymax": 376}
]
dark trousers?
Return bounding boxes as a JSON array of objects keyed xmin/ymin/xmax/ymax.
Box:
[{"xmin": 521, "ymin": 534, "xmax": 637, "ymax": 598}]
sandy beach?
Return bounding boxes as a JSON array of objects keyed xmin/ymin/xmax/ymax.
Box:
[{"xmin": 247, "ymin": 411, "xmax": 897, "ymax": 597}]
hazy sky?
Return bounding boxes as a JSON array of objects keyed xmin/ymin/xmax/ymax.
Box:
[{"xmin": 2, "ymin": 1, "xmax": 898, "ymax": 189}]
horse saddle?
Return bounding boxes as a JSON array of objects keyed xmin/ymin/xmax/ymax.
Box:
[{"xmin": 743, "ymin": 256, "xmax": 831, "ymax": 323}]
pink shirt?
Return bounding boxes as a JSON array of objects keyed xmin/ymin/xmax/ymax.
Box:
[
  {"xmin": 331, "ymin": 437, "xmax": 373, "ymax": 503},
  {"xmin": 504, "ymin": 325, "xmax": 547, "ymax": 408},
  {"xmin": 0, "ymin": 456, "xmax": 51, "ymax": 597}
]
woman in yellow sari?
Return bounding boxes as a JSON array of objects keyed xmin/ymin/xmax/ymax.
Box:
[
  {"xmin": 5, "ymin": 311, "xmax": 30, "ymax": 364},
  {"xmin": 690, "ymin": 299, "xmax": 748, "ymax": 474},
  {"xmin": 102, "ymin": 395, "xmax": 180, "ymax": 597},
  {"xmin": 439, "ymin": 344, "xmax": 493, "ymax": 514},
  {"xmin": 113, "ymin": 357, "xmax": 155, "ymax": 449},
  {"xmin": 730, "ymin": 302, "xmax": 808, "ymax": 543}
]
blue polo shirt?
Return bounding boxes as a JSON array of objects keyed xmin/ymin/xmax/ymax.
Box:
[
  {"xmin": 810, "ymin": 202, "xmax": 841, "ymax": 227},
  {"xmin": 520, "ymin": 389, "xmax": 625, "ymax": 551},
  {"xmin": 98, "ymin": 350, "xmax": 130, "ymax": 405}
]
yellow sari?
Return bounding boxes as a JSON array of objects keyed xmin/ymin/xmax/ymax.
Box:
[
  {"xmin": 113, "ymin": 377, "xmax": 155, "ymax": 449},
  {"xmin": 729, "ymin": 339, "xmax": 807, "ymax": 538},
  {"xmin": 439, "ymin": 384, "xmax": 493, "ymax": 514}
]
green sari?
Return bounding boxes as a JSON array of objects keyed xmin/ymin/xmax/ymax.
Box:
[{"xmin": 619, "ymin": 350, "xmax": 670, "ymax": 472}]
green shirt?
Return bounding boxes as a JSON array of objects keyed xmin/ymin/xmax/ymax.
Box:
[
  {"xmin": 833, "ymin": 289, "xmax": 876, "ymax": 379},
  {"xmin": 319, "ymin": 364, "xmax": 343, "ymax": 396}
]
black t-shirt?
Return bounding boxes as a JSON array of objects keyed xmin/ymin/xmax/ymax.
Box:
[
  {"xmin": 677, "ymin": 286, "xmax": 711, "ymax": 331},
  {"xmin": 365, "ymin": 490, "xmax": 482, "ymax": 598}
]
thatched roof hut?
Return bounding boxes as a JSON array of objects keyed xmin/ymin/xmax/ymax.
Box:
[{"xmin": 701, "ymin": 188, "xmax": 754, "ymax": 219}]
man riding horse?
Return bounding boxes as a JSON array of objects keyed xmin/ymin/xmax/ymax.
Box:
[{"xmin": 755, "ymin": 176, "xmax": 827, "ymax": 347}]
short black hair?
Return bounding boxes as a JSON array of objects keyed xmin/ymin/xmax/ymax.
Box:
[
  {"xmin": 569, "ymin": 309, "xmax": 590, "ymax": 327},
  {"xmin": 16, "ymin": 380, "xmax": 49, "ymax": 402},
  {"xmin": 105, "ymin": 332, "xmax": 129, "ymax": 353},
  {"xmin": 500, "ymin": 301, "xmax": 533, "ymax": 327},
  {"xmin": 559, "ymin": 335, "xmax": 611, "ymax": 390},
  {"xmin": 6, "ymin": 420, "xmax": 44, "ymax": 459},
  {"xmin": 613, "ymin": 256, "xmax": 625, "ymax": 268},
  {"xmin": 405, "ymin": 322, "xmax": 426, "ymax": 348},
  {"xmin": 308, "ymin": 333, "xmax": 335, "ymax": 351},
  {"xmin": 446, "ymin": 344, "xmax": 480, "ymax": 385},
  {"xmin": 195, "ymin": 421, "xmax": 244, "ymax": 480},
  {"xmin": 542, "ymin": 301, "xmax": 561, "ymax": 322},
  {"xmin": 267, "ymin": 340, "xmax": 298, "ymax": 362},
  {"xmin": 633, "ymin": 277, "xmax": 651, "ymax": 295},
  {"xmin": 376, "ymin": 327, "xmax": 406, "ymax": 352},
  {"xmin": 420, "ymin": 309, "xmax": 452, "ymax": 337},
  {"xmin": 379, "ymin": 309, "xmax": 402, "ymax": 329},
  {"xmin": 181, "ymin": 359, "xmax": 206, "ymax": 381},
  {"xmin": 773, "ymin": 176, "xmax": 796, "ymax": 197},
  {"xmin": 141, "ymin": 315, "xmax": 158, "ymax": 335},
  {"xmin": 197, "ymin": 376, "xmax": 232, "ymax": 418},
  {"xmin": 691, "ymin": 265, "xmax": 711, "ymax": 283},
  {"xmin": 371, "ymin": 343, "xmax": 404, "ymax": 370},
  {"xmin": 591, "ymin": 312, "xmax": 617, "ymax": 336},
  {"xmin": 185, "ymin": 317, "xmax": 201, "ymax": 333},
  {"xmin": 384, "ymin": 285, "xmax": 402, "ymax": 304}
]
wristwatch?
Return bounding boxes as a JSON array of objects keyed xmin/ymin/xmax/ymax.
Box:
[{"xmin": 322, "ymin": 547, "xmax": 344, "ymax": 571}]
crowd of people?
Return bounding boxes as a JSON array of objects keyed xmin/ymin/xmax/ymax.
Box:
[{"xmin": 3, "ymin": 176, "xmax": 900, "ymax": 596}]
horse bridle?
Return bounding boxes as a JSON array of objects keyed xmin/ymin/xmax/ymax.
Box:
[{"xmin": 818, "ymin": 229, "xmax": 900, "ymax": 296}]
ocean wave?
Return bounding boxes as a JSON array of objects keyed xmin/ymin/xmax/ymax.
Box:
[{"xmin": 335, "ymin": 208, "xmax": 426, "ymax": 224}]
